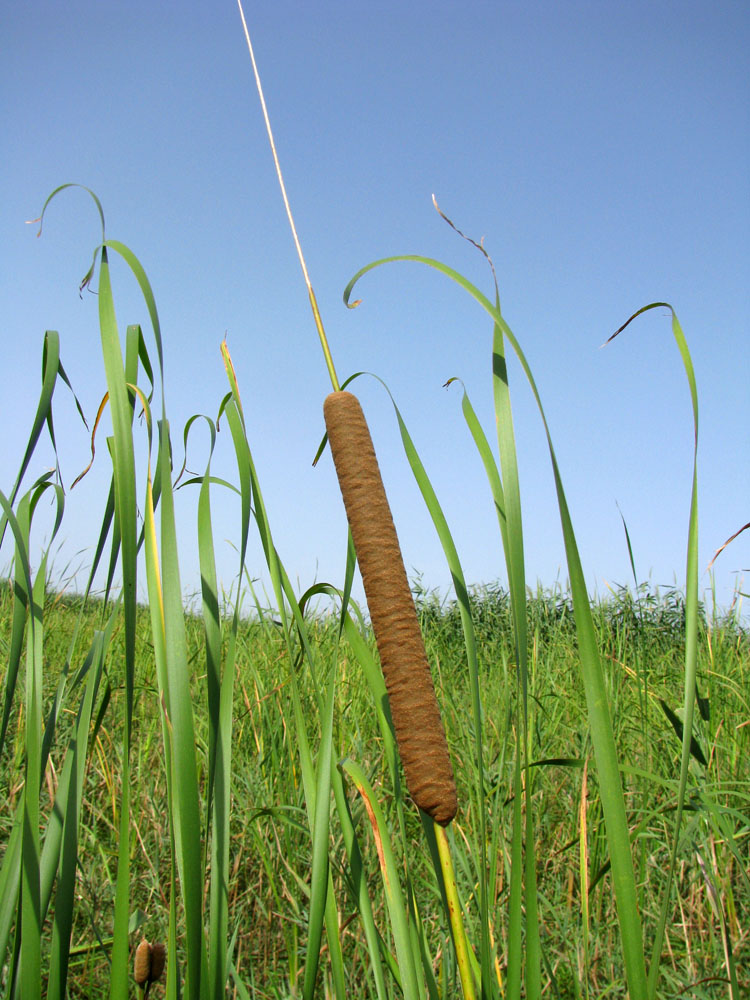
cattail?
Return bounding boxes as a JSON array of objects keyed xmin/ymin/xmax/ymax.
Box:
[
  {"xmin": 324, "ymin": 390, "xmax": 457, "ymax": 825},
  {"xmin": 134, "ymin": 939, "xmax": 152, "ymax": 986},
  {"xmin": 134, "ymin": 938, "xmax": 166, "ymax": 991},
  {"xmin": 149, "ymin": 941, "xmax": 166, "ymax": 983}
]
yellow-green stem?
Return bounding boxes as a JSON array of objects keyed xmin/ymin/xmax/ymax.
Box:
[
  {"xmin": 435, "ymin": 824, "xmax": 477, "ymax": 1000},
  {"xmin": 308, "ymin": 287, "xmax": 340, "ymax": 391}
]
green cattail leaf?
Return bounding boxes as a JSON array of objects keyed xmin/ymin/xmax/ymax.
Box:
[
  {"xmin": 46, "ymin": 632, "xmax": 107, "ymax": 1000},
  {"xmin": 96, "ymin": 243, "xmax": 139, "ymax": 1000},
  {"xmin": 193, "ymin": 418, "xmax": 233, "ymax": 999},
  {"xmin": 302, "ymin": 665, "xmax": 336, "ymax": 1000},
  {"xmin": 658, "ymin": 698, "xmax": 707, "ymax": 767},
  {"xmin": 157, "ymin": 417, "xmax": 207, "ymax": 1000},
  {"xmin": 340, "ymin": 758, "xmax": 423, "ymax": 1000},
  {"xmin": 608, "ymin": 304, "xmax": 701, "ymax": 1000},
  {"xmin": 345, "ymin": 255, "xmax": 649, "ymax": 1000}
]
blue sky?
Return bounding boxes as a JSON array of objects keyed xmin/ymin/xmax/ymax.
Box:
[{"xmin": 3, "ymin": 0, "xmax": 749, "ymax": 615}]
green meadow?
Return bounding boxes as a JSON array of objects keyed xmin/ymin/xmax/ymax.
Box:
[
  {"xmin": 1, "ymin": 579, "xmax": 747, "ymax": 998},
  {"xmin": 1, "ymin": 183, "xmax": 748, "ymax": 1000}
]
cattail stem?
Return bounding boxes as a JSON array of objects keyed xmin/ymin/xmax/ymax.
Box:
[
  {"xmin": 324, "ymin": 390, "xmax": 457, "ymax": 825},
  {"xmin": 436, "ymin": 825, "xmax": 478, "ymax": 998}
]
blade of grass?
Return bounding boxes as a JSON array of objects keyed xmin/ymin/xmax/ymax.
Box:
[
  {"xmin": 0, "ymin": 329, "xmax": 86, "ymax": 747},
  {"xmin": 377, "ymin": 373, "xmax": 535, "ymax": 999},
  {"xmin": 34, "ymin": 190, "xmax": 144, "ymax": 999},
  {"xmin": 303, "ymin": 663, "xmax": 337, "ymax": 1000},
  {"xmin": 0, "ymin": 330, "xmax": 84, "ymax": 530},
  {"xmin": 13, "ymin": 493, "xmax": 41, "ymax": 1000},
  {"xmin": 344, "ymin": 256, "xmax": 648, "ymax": 998},
  {"xmin": 340, "ymin": 757, "xmax": 423, "ymax": 1000},
  {"xmin": 96, "ymin": 244, "xmax": 139, "ymax": 1000},
  {"xmin": 46, "ymin": 630, "xmax": 107, "ymax": 1000},
  {"xmin": 191, "ymin": 417, "xmax": 234, "ymax": 1000},
  {"xmin": 156, "ymin": 414, "xmax": 207, "ymax": 1000},
  {"xmin": 607, "ymin": 303, "xmax": 700, "ymax": 999}
]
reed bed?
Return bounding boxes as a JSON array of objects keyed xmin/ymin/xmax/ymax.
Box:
[{"xmin": 0, "ymin": 579, "xmax": 747, "ymax": 998}]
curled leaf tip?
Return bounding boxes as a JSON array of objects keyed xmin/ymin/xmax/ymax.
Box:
[
  {"xmin": 347, "ymin": 297, "xmax": 362, "ymax": 310},
  {"xmin": 707, "ymin": 521, "xmax": 750, "ymax": 571},
  {"xmin": 607, "ymin": 302, "xmax": 675, "ymax": 346},
  {"xmin": 432, "ymin": 196, "xmax": 497, "ymax": 289}
]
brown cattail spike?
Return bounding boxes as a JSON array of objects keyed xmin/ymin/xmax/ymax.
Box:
[
  {"xmin": 149, "ymin": 941, "xmax": 166, "ymax": 983},
  {"xmin": 134, "ymin": 938, "xmax": 152, "ymax": 986},
  {"xmin": 324, "ymin": 390, "xmax": 457, "ymax": 825},
  {"xmin": 134, "ymin": 938, "xmax": 166, "ymax": 991}
]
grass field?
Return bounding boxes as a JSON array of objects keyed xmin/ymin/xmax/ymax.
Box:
[
  {"xmin": 1, "ymin": 185, "xmax": 748, "ymax": 999},
  {"xmin": 1, "ymin": 580, "xmax": 748, "ymax": 998}
]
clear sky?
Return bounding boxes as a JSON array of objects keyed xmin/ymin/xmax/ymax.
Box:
[{"xmin": 3, "ymin": 1, "xmax": 749, "ymax": 617}]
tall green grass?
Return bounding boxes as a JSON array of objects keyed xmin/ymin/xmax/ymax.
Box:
[{"xmin": 0, "ymin": 187, "xmax": 748, "ymax": 999}]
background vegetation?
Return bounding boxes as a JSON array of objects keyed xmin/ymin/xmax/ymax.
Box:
[{"xmin": 1, "ymin": 580, "xmax": 747, "ymax": 998}]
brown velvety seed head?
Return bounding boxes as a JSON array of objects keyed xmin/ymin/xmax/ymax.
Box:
[
  {"xmin": 149, "ymin": 941, "xmax": 166, "ymax": 983},
  {"xmin": 134, "ymin": 939, "xmax": 151, "ymax": 986},
  {"xmin": 324, "ymin": 391, "xmax": 457, "ymax": 825}
]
